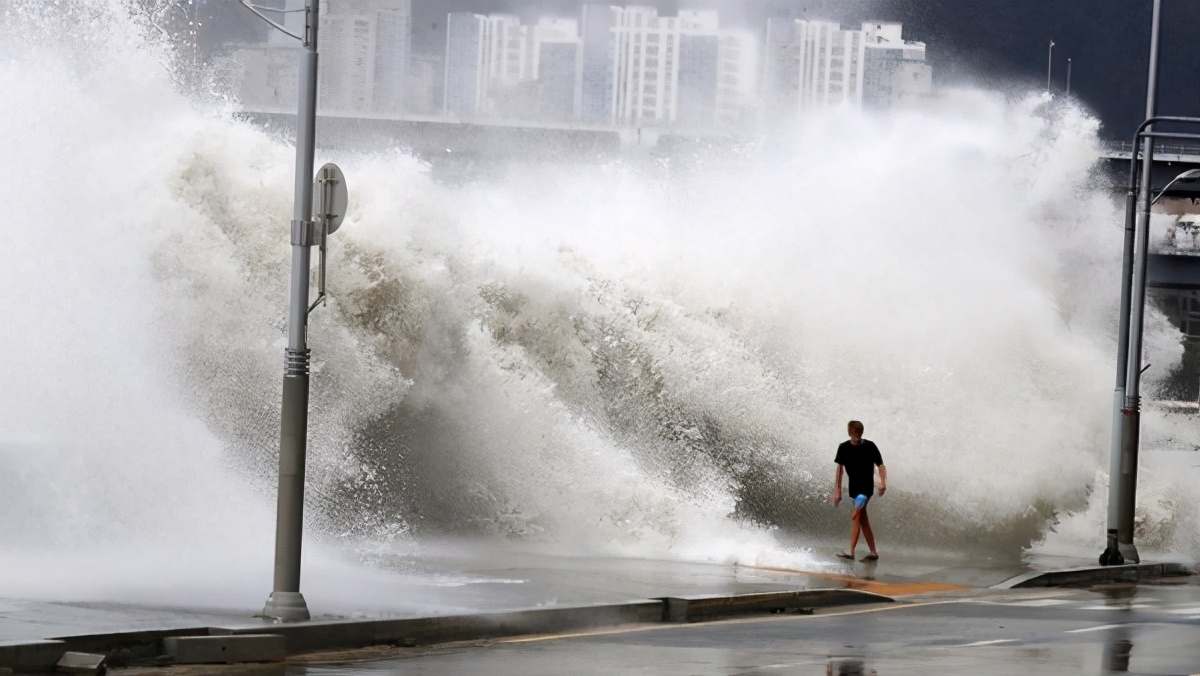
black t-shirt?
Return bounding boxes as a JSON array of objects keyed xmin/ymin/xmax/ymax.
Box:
[{"xmin": 835, "ymin": 439, "xmax": 884, "ymax": 498}]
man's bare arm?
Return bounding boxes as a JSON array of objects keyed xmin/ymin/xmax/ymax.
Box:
[
  {"xmin": 877, "ymin": 464, "xmax": 888, "ymax": 495},
  {"xmin": 832, "ymin": 465, "xmax": 844, "ymax": 505}
]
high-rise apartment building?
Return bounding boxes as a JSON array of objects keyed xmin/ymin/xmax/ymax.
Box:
[
  {"xmin": 532, "ymin": 18, "xmax": 581, "ymax": 122},
  {"xmin": 443, "ymin": 12, "xmax": 485, "ymax": 116},
  {"xmin": 763, "ymin": 18, "xmax": 930, "ymax": 120},
  {"xmin": 862, "ymin": 22, "xmax": 933, "ymax": 109},
  {"xmin": 716, "ymin": 32, "xmax": 758, "ymax": 126},
  {"xmin": 482, "ymin": 15, "xmax": 534, "ymax": 92},
  {"xmin": 443, "ymin": 13, "xmax": 541, "ymax": 118},
  {"xmin": 608, "ymin": 7, "xmax": 752, "ymax": 128},
  {"xmin": 611, "ymin": 6, "xmax": 675, "ymax": 126},
  {"xmin": 319, "ymin": 0, "xmax": 411, "ymax": 114},
  {"xmin": 224, "ymin": 44, "xmax": 298, "ymax": 110},
  {"xmin": 796, "ymin": 20, "xmax": 865, "ymax": 109},
  {"xmin": 578, "ymin": 5, "xmax": 618, "ymax": 124},
  {"xmin": 761, "ymin": 18, "xmax": 800, "ymax": 125},
  {"xmin": 676, "ymin": 33, "xmax": 720, "ymax": 127}
]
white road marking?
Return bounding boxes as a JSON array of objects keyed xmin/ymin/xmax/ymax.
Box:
[
  {"xmin": 1065, "ymin": 623, "xmax": 1127, "ymax": 634},
  {"xmin": 1165, "ymin": 607, "xmax": 1200, "ymax": 615},
  {"xmin": 1078, "ymin": 604, "xmax": 1156, "ymax": 611},
  {"xmin": 999, "ymin": 599, "xmax": 1071, "ymax": 607},
  {"xmin": 951, "ymin": 639, "xmax": 1021, "ymax": 648}
]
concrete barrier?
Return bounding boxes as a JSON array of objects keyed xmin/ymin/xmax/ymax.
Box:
[
  {"xmin": 0, "ymin": 640, "xmax": 65, "ymax": 673},
  {"xmin": 213, "ymin": 600, "xmax": 663, "ymax": 653},
  {"xmin": 994, "ymin": 562, "xmax": 1194, "ymax": 589},
  {"xmin": 54, "ymin": 651, "xmax": 108, "ymax": 675},
  {"xmin": 162, "ymin": 635, "xmax": 285, "ymax": 665},
  {"xmin": 46, "ymin": 628, "xmax": 210, "ymax": 666},
  {"xmin": 0, "ymin": 588, "xmax": 896, "ymax": 670},
  {"xmin": 661, "ymin": 589, "xmax": 892, "ymax": 622}
]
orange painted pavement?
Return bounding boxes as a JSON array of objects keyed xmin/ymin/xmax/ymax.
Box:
[{"xmin": 741, "ymin": 564, "xmax": 970, "ymax": 597}]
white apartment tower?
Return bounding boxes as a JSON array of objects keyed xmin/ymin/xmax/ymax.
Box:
[
  {"xmin": 611, "ymin": 6, "xmax": 679, "ymax": 126},
  {"xmin": 796, "ymin": 20, "xmax": 865, "ymax": 109},
  {"xmin": 444, "ymin": 13, "xmax": 484, "ymax": 116},
  {"xmin": 578, "ymin": 5, "xmax": 618, "ymax": 124},
  {"xmin": 764, "ymin": 18, "xmax": 931, "ymax": 119},
  {"xmin": 532, "ymin": 18, "xmax": 582, "ymax": 122},
  {"xmin": 443, "ymin": 13, "xmax": 538, "ymax": 117},
  {"xmin": 319, "ymin": 0, "xmax": 411, "ymax": 114},
  {"xmin": 862, "ymin": 22, "xmax": 933, "ymax": 108},
  {"xmin": 482, "ymin": 15, "xmax": 534, "ymax": 90},
  {"xmin": 609, "ymin": 7, "xmax": 754, "ymax": 127},
  {"xmin": 716, "ymin": 32, "xmax": 758, "ymax": 125}
]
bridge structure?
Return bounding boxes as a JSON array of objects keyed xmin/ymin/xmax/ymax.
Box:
[
  {"xmin": 1096, "ymin": 143, "xmax": 1200, "ymax": 294},
  {"xmin": 1097, "ymin": 142, "xmax": 1200, "ymax": 374},
  {"xmin": 1098, "ymin": 142, "xmax": 1200, "ymax": 191},
  {"xmin": 239, "ymin": 107, "xmax": 1200, "ymax": 300},
  {"xmin": 236, "ymin": 108, "xmax": 741, "ymax": 162}
]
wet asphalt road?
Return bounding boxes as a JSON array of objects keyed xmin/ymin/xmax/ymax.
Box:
[{"xmin": 286, "ymin": 582, "xmax": 1200, "ymax": 676}]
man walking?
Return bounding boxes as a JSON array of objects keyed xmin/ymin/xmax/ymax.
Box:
[{"xmin": 831, "ymin": 420, "xmax": 887, "ymax": 562}]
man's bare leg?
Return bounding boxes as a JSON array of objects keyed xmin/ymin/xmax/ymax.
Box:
[
  {"xmin": 860, "ymin": 509, "xmax": 879, "ymax": 561},
  {"xmin": 848, "ymin": 508, "xmax": 863, "ymax": 556}
]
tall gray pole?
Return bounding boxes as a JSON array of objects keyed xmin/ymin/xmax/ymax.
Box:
[
  {"xmin": 1046, "ymin": 40, "xmax": 1055, "ymax": 92},
  {"xmin": 1106, "ymin": 0, "xmax": 1162, "ymax": 566},
  {"xmin": 263, "ymin": 0, "xmax": 319, "ymax": 623},
  {"xmin": 1066, "ymin": 58, "xmax": 1072, "ymax": 96}
]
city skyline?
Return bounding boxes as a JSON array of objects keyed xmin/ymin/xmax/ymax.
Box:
[
  {"xmin": 180, "ymin": 0, "xmax": 1200, "ymax": 140},
  {"xmin": 224, "ymin": 2, "xmax": 933, "ymax": 132}
]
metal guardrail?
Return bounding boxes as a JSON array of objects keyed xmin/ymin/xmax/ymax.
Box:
[{"xmin": 1106, "ymin": 141, "xmax": 1200, "ymax": 157}]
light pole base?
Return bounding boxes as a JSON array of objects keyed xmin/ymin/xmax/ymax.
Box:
[
  {"xmin": 261, "ymin": 591, "xmax": 311, "ymax": 622},
  {"xmin": 1118, "ymin": 542, "xmax": 1141, "ymax": 565},
  {"xmin": 1100, "ymin": 529, "xmax": 1124, "ymax": 566}
]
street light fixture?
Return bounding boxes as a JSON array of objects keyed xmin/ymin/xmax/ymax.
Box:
[
  {"xmin": 239, "ymin": 0, "xmax": 350, "ymax": 620},
  {"xmin": 1151, "ymin": 168, "xmax": 1200, "ymax": 206},
  {"xmin": 1095, "ymin": 0, "xmax": 1200, "ymax": 568},
  {"xmin": 1046, "ymin": 39, "xmax": 1055, "ymax": 92}
]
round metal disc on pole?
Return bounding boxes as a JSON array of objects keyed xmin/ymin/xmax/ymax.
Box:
[{"xmin": 313, "ymin": 163, "xmax": 348, "ymax": 234}]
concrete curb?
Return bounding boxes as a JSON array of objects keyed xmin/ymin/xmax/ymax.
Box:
[
  {"xmin": 662, "ymin": 589, "xmax": 891, "ymax": 622},
  {"xmin": 0, "ymin": 641, "xmax": 65, "ymax": 674},
  {"xmin": 163, "ymin": 635, "xmax": 285, "ymax": 665},
  {"xmin": 993, "ymin": 562, "xmax": 1194, "ymax": 589},
  {"xmin": 214, "ymin": 599, "xmax": 664, "ymax": 654},
  {"xmin": 0, "ymin": 589, "xmax": 881, "ymax": 671}
]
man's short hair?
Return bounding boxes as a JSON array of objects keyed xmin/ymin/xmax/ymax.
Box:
[{"xmin": 848, "ymin": 420, "xmax": 864, "ymax": 434}]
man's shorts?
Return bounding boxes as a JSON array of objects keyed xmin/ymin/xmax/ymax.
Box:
[{"xmin": 853, "ymin": 494, "xmax": 870, "ymax": 510}]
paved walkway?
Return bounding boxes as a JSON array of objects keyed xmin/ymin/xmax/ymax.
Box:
[{"xmin": 0, "ymin": 545, "xmax": 1039, "ymax": 645}]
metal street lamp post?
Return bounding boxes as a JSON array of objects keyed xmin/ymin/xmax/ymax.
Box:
[
  {"xmin": 1152, "ymin": 170, "xmax": 1200, "ymax": 207},
  {"xmin": 261, "ymin": 0, "xmax": 321, "ymax": 622},
  {"xmin": 237, "ymin": 0, "xmax": 351, "ymax": 621},
  {"xmin": 237, "ymin": 0, "xmax": 349, "ymax": 623},
  {"xmin": 1102, "ymin": 120, "xmax": 1200, "ymax": 570},
  {"xmin": 1046, "ymin": 39, "xmax": 1055, "ymax": 92},
  {"xmin": 1100, "ymin": 0, "xmax": 1164, "ymax": 567}
]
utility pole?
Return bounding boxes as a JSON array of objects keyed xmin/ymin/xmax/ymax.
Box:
[
  {"xmin": 1066, "ymin": 58, "xmax": 1073, "ymax": 96},
  {"xmin": 236, "ymin": 0, "xmax": 348, "ymax": 622},
  {"xmin": 1046, "ymin": 39, "xmax": 1055, "ymax": 92},
  {"xmin": 262, "ymin": 0, "xmax": 321, "ymax": 622},
  {"xmin": 1102, "ymin": 0, "xmax": 1163, "ymax": 567}
]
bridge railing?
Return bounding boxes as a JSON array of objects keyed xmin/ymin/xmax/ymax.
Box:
[{"xmin": 1106, "ymin": 141, "xmax": 1200, "ymax": 157}]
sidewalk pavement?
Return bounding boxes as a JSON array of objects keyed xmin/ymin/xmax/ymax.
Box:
[{"xmin": 0, "ymin": 546, "xmax": 1190, "ymax": 672}]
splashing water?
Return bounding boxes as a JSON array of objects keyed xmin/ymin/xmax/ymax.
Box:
[{"xmin": 0, "ymin": 2, "xmax": 1196, "ymax": 612}]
